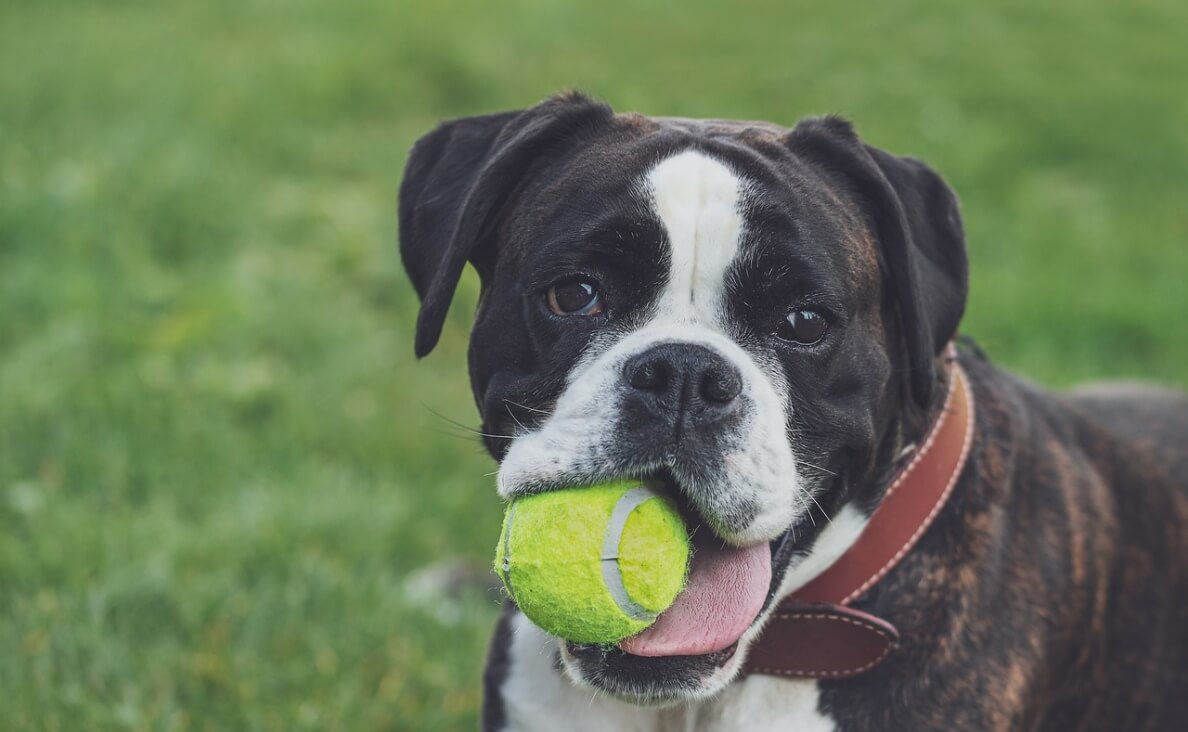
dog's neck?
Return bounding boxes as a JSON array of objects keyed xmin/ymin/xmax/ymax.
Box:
[{"xmin": 744, "ymin": 349, "xmax": 975, "ymax": 679}]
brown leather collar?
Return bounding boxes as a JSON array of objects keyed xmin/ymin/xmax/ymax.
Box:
[{"xmin": 743, "ymin": 350, "xmax": 975, "ymax": 679}]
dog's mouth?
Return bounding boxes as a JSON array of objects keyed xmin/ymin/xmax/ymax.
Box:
[
  {"xmin": 617, "ymin": 516, "xmax": 771, "ymax": 657},
  {"xmin": 560, "ymin": 469, "xmax": 785, "ymax": 700},
  {"xmin": 560, "ymin": 637, "xmax": 743, "ymax": 702}
]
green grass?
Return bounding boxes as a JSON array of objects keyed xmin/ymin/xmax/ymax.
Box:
[{"xmin": 2, "ymin": 0, "xmax": 1186, "ymax": 729}]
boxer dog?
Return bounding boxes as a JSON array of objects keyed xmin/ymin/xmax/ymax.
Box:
[{"xmin": 397, "ymin": 93, "xmax": 1188, "ymax": 731}]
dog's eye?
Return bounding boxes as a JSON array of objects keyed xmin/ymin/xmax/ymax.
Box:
[
  {"xmin": 547, "ymin": 279, "xmax": 603, "ymax": 316},
  {"xmin": 776, "ymin": 309, "xmax": 828, "ymax": 344}
]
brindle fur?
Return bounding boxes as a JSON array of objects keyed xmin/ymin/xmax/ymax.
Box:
[{"xmin": 820, "ymin": 340, "xmax": 1188, "ymax": 731}]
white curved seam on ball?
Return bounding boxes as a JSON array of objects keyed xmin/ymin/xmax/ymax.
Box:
[
  {"xmin": 501, "ymin": 503, "xmax": 515, "ymax": 578},
  {"xmin": 600, "ymin": 486, "xmax": 662, "ymax": 623}
]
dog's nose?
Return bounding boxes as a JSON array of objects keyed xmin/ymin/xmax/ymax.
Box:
[{"xmin": 622, "ymin": 343, "xmax": 743, "ymax": 423}]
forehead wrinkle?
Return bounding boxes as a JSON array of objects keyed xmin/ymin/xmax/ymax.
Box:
[
  {"xmin": 846, "ymin": 229, "xmax": 882, "ymax": 294},
  {"xmin": 644, "ymin": 149, "xmax": 747, "ymax": 327},
  {"xmin": 794, "ymin": 168, "xmax": 879, "ymax": 291},
  {"xmin": 744, "ymin": 174, "xmax": 877, "ymax": 298}
]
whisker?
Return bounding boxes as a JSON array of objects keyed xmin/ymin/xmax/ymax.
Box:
[
  {"xmin": 798, "ymin": 484, "xmax": 832, "ymax": 525},
  {"xmin": 797, "ymin": 460, "xmax": 838, "ymax": 477},
  {"xmin": 424, "ymin": 426, "xmax": 481, "ymax": 442},
  {"xmin": 423, "ymin": 405, "xmax": 483, "ymax": 434},
  {"xmin": 504, "ymin": 404, "xmax": 530, "ymax": 435},
  {"xmin": 423, "ymin": 403, "xmax": 520, "ymax": 440},
  {"xmin": 431, "ymin": 424, "xmax": 519, "ymax": 441},
  {"xmin": 503, "ymin": 398, "xmax": 550, "ymax": 415}
]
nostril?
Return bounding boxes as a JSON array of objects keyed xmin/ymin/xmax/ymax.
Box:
[
  {"xmin": 699, "ymin": 367, "xmax": 742, "ymax": 404},
  {"xmin": 627, "ymin": 357, "xmax": 670, "ymax": 392},
  {"xmin": 623, "ymin": 344, "xmax": 742, "ymax": 407}
]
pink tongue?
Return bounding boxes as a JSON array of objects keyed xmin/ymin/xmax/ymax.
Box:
[{"xmin": 619, "ymin": 532, "xmax": 771, "ymax": 657}]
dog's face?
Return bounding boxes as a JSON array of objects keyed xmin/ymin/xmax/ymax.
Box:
[{"xmin": 399, "ymin": 94, "xmax": 967, "ymax": 703}]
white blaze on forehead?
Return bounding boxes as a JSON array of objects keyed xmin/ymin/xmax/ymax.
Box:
[{"xmin": 645, "ymin": 150, "xmax": 746, "ymax": 323}]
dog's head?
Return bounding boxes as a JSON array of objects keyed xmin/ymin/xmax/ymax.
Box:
[{"xmin": 399, "ymin": 93, "xmax": 967, "ymax": 703}]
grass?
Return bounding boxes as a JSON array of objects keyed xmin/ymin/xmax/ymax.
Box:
[{"xmin": 2, "ymin": 0, "xmax": 1186, "ymax": 729}]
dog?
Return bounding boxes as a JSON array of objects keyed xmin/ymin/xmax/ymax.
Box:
[{"xmin": 398, "ymin": 93, "xmax": 1188, "ymax": 731}]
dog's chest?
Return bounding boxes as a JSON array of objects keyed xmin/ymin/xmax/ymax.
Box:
[
  {"xmin": 661, "ymin": 677, "xmax": 838, "ymax": 732},
  {"xmin": 498, "ymin": 612, "xmax": 838, "ymax": 732}
]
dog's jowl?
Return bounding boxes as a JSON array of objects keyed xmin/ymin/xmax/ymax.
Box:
[{"xmin": 398, "ymin": 94, "xmax": 1188, "ymax": 731}]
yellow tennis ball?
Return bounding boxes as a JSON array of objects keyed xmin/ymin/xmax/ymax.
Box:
[{"xmin": 494, "ymin": 480, "xmax": 690, "ymax": 645}]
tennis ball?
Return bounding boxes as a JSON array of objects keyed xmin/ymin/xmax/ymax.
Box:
[{"xmin": 494, "ymin": 480, "xmax": 690, "ymax": 645}]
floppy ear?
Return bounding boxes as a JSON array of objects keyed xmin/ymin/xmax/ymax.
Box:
[
  {"xmin": 787, "ymin": 117, "xmax": 968, "ymax": 407},
  {"xmin": 398, "ymin": 93, "xmax": 614, "ymax": 357}
]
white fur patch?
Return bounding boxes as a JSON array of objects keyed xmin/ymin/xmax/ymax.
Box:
[
  {"xmin": 670, "ymin": 676, "xmax": 837, "ymax": 732},
  {"xmin": 498, "ymin": 611, "xmax": 836, "ymax": 732},
  {"xmin": 501, "ymin": 612, "xmax": 659, "ymax": 732},
  {"xmin": 776, "ymin": 503, "xmax": 871, "ymax": 597},
  {"xmin": 647, "ymin": 149, "xmax": 747, "ymax": 324},
  {"xmin": 496, "ymin": 321, "xmax": 802, "ymax": 544}
]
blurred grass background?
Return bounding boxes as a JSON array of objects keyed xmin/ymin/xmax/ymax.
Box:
[{"xmin": 1, "ymin": 0, "xmax": 1186, "ymax": 729}]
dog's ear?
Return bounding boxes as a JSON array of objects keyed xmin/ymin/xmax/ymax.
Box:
[
  {"xmin": 787, "ymin": 117, "xmax": 968, "ymax": 407},
  {"xmin": 398, "ymin": 93, "xmax": 614, "ymax": 358}
]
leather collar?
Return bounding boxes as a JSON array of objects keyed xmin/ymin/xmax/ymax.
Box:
[{"xmin": 743, "ymin": 349, "xmax": 975, "ymax": 679}]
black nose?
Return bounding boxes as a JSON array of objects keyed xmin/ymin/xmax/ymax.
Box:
[{"xmin": 622, "ymin": 343, "xmax": 743, "ymax": 423}]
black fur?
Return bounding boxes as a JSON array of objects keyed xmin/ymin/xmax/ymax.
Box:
[{"xmin": 399, "ymin": 94, "xmax": 615, "ymax": 357}]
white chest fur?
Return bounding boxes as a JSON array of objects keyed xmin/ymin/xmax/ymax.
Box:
[{"xmin": 498, "ymin": 612, "xmax": 838, "ymax": 732}]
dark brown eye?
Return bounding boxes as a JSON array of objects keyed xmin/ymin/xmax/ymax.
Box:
[
  {"xmin": 776, "ymin": 309, "xmax": 828, "ymax": 344},
  {"xmin": 547, "ymin": 279, "xmax": 603, "ymax": 316}
]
